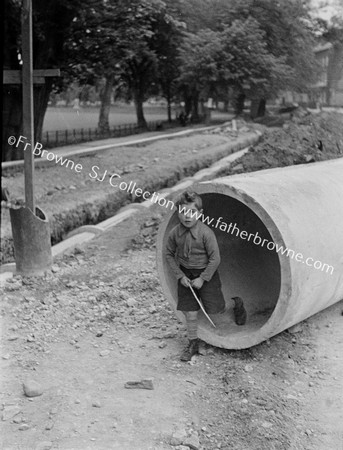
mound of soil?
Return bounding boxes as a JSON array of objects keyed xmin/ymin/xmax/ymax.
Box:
[{"xmin": 217, "ymin": 112, "xmax": 343, "ymax": 176}]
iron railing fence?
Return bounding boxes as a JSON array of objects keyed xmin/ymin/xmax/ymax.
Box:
[{"xmin": 42, "ymin": 120, "xmax": 174, "ymax": 148}]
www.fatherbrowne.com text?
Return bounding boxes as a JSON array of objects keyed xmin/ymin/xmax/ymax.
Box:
[
  {"xmin": 8, "ymin": 135, "xmax": 334, "ymax": 275},
  {"xmin": 177, "ymin": 205, "xmax": 334, "ymax": 275}
]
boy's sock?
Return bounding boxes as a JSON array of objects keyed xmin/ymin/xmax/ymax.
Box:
[{"xmin": 186, "ymin": 316, "xmax": 198, "ymax": 341}]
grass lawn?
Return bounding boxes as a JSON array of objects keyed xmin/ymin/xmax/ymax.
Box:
[
  {"xmin": 43, "ymin": 104, "xmax": 234, "ymax": 133},
  {"xmin": 43, "ymin": 104, "xmax": 169, "ymax": 132}
]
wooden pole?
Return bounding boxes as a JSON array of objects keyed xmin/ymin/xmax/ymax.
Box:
[{"xmin": 21, "ymin": 0, "xmax": 35, "ymax": 213}]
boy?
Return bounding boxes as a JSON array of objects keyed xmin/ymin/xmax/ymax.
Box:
[{"xmin": 165, "ymin": 190, "xmax": 246, "ymax": 361}]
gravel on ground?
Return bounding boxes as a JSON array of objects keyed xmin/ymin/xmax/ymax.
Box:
[
  {"xmin": 1, "ymin": 204, "xmax": 342, "ymax": 450},
  {"xmin": 1, "ymin": 111, "xmax": 342, "ymax": 449}
]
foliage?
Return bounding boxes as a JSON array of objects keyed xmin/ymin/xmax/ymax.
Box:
[
  {"xmin": 225, "ymin": 0, "xmax": 319, "ymax": 91},
  {"xmin": 66, "ymin": 1, "xmax": 154, "ymax": 76},
  {"xmin": 2, "ymin": 0, "xmax": 326, "ymax": 161},
  {"xmin": 150, "ymin": 1, "xmax": 185, "ymax": 119},
  {"xmin": 178, "ymin": 0, "xmax": 237, "ymax": 32},
  {"xmin": 321, "ymin": 15, "xmax": 343, "ymax": 44},
  {"xmin": 65, "ymin": 0, "xmax": 182, "ymax": 127},
  {"xmin": 178, "ymin": 29, "xmax": 224, "ymax": 96},
  {"xmin": 178, "ymin": 16, "xmax": 295, "ymax": 103},
  {"xmin": 2, "ymin": 0, "xmax": 88, "ymax": 161},
  {"xmin": 221, "ymin": 17, "xmax": 294, "ymax": 95},
  {"xmin": 178, "ymin": 0, "xmax": 319, "ymax": 103}
]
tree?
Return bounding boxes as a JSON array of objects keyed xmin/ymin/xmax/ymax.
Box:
[
  {"xmin": 176, "ymin": 0, "xmax": 236, "ymax": 114},
  {"xmin": 151, "ymin": 1, "xmax": 185, "ymax": 122},
  {"xmin": 3, "ymin": 0, "xmax": 86, "ymax": 162},
  {"xmin": 66, "ymin": 0, "xmax": 152, "ymax": 131},
  {"xmin": 177, "ymin": 0, "xmax": 318, "ymax": 117},
  {"xmin": 178, "ymin": 17, "xmax": 293, "ymax": 116},
  {"xmin": 321, "ymin": 15, "xmax": 343, "ymax": 44},
  {"xmin": 178, "ymin": 0, "xmax": 236, "ymax": 33},
  {"xmin": 66, "ymin": 0, "xmax": 181, "ymax": 130},
  {"xmin": 3, "ymin": 0, "xmax": 22, "ymax": 162},
  {"xmin": 220, "ymin": 17, "xmax": 295, "ymax": 115},
  {"xmin": 178, "ymin": 30, "xmax": 224, "ymax": 119},
  {"xmin": 224, "ymin": 0, "xmax": 319, "ymax": 114}
]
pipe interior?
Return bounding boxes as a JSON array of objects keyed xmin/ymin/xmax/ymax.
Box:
[{"xmin": 162, "ymin": 193, "xmax": 282, "ymax": 337}]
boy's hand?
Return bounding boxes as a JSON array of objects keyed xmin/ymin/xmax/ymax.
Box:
[
  {"xmin": 192, "ymin": 277, "xmax": 204, "ymax": 289},
  {"xmin": 180, "ymin": 276, "xmax": 191, "ymax": 288}
]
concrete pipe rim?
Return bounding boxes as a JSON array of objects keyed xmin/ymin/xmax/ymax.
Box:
[
  {"xmin": 9, "ymin": 205, "xmax": 49, "ymax": 223},
  {"xmin": 156, "ymin": 181, "xmax": 292, "ymax": 349}
]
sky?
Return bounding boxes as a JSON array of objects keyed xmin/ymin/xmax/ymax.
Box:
[{"xmin": 309, "ymin": 0, "xmax": 343, "ymax": 21}]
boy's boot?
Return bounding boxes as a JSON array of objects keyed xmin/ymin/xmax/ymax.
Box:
[
  {"xmin": 180, "ymin": 338, "xmax": 199, "ymax": 361},
  {"xmin": 232, "ymin": 296, "xmax": 247, "ymax": 325}
]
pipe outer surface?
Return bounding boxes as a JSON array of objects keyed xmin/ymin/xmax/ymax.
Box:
[
  {"xmin": 156, "ymin": 158, "xmax": 343, "ymax": 349},
  {"xmin": 10, "ymin": 206, "xmax": 52, "ymax": 276}
]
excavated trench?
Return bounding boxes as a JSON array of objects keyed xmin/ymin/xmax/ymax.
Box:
[
  {"xmin": 2, "ymin": 172, "xmax": 186, "ymax": 265},
  {"xmin": 1, "ymin": 133, "xmax": 260, "ymax": 265}
]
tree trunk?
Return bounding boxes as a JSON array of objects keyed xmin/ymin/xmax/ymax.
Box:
[
  {"xmin": 223, "ymin": 99, "xmax": 229, "ymax": 112},
  {"xmin": 251, "ymin": 98, "xmax": 267, "ymax": 119},
  {"xmin": 167, "ymin": 102, "xmax": 172, "ymax": 123},
  {"xmin": 133, "ymin": 89, "xmax": 147, "ymax": 129},
  {"xmin": 257, "ymin": 98, "xmax": 266, "ymax": 117},
  {"xmin": 250, "ymin": 98, "xmax": 259, "ymax": 119},
  {"xmin": 184, "ymin": 93, "xmax": 192, "ymax": 117},
  {"xmin": 191, "ymin": 91, "xmax": 199, "ymax": 122},
  {"xmin": 233, "ymin": 85, "xmax": 245, "ymax": 116},
  {"xmin": 2, "ymin": 86, "xmax": 22, "ymax": 161},
  {"xmin": 34, "ymin": 79, "xmax": 53, "ymax": 143},
  {"xmin": 167, "ymin": 90, "xmax": 172, "ymax": 123},
  {"xmin": 2, "ymin": 80, "xmax": 52, "ymax": 162},
  {"xmin": 98, "ymin": 75, "xmax": 114, "ymax": 133}
]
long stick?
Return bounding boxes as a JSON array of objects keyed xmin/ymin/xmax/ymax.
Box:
[{"xmin": 189, "ymin": 285, "xmax": 216, "ymax": 328}]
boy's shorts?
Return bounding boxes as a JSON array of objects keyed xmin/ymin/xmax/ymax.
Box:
[{"xmin": 177, "ymin": 266, "xmax": 225, "ymax": 314}]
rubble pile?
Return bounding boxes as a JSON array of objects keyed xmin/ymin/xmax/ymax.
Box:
[
  {"xmin": 130, "ymin": 215, "xmax": 163, "ymax": 250},
  {"xmin": 203, "ymin": 119, "xmax": 251, "ymax": 138},
  {"xmin": 1, "ymin": 248, "xmax": 180, "ymax": 359},
  {"xmin": 216, "ymin": 112, "xmax": 343, "ymax": 176}
]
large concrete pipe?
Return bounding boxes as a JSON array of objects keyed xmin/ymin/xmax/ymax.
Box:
[{"xmin": 157, "ymin": 158, "xmax": 343, "ymax": 349}]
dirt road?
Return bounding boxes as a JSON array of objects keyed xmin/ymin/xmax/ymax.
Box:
[
  {"xmin": 1, "ymin": 112, "xmax": 343, "ymax": 449},
  {"xmin": 1, "ymin": 204, "xmax": 342, "ymax": 450}
]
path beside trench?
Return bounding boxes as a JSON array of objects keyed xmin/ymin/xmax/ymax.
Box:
[{"xmin": 1, "ymin": 126, "xmax": 260, "ymax": 264}]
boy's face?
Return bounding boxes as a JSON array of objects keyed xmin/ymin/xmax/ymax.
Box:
[{"xmin": 178, "ymin": 202, "xmax": 202, "ymax": 229}]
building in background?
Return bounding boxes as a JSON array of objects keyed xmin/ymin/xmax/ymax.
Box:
[
  {"xmin": 310, "ymin": 42, "xmax": 343, "ymax": 106},
  {"xmin": 280, "ymin": 41, "xmax": 343, "ymax": 107}
]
